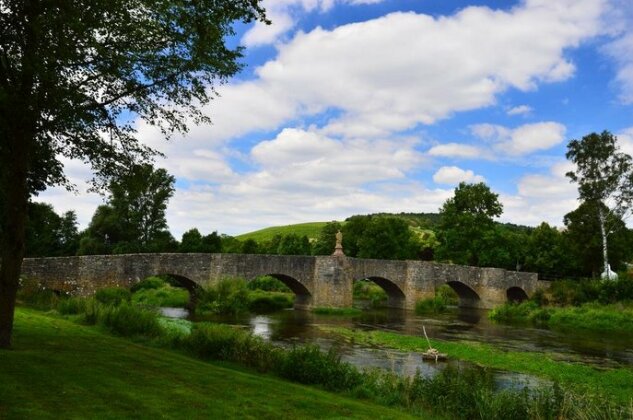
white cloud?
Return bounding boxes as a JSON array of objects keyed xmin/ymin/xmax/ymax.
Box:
[
  {"xmin": 507, "ymin": 105, "xmax": 533, "ymax": 116},
  {"xmin": 242, "ymin": 0, "xmax": 387, "ymax": 46},
  {"xmin": 501, "ymin": 160, "xmax": 578, "ymax": 226},
  {"xmin": 433, "ymin": 166, "xmax": 485, "ymax": 185},
  {"xmin": 470, "ymin": 121, "xmax": 566, "ymax": 155},
  {"xmin": 617, "ymin": 126, "xmax": 633, "ymax": 156},
  {"xmin": 427, "ymin": 143, "xmax": 488, "ymax": 159}
]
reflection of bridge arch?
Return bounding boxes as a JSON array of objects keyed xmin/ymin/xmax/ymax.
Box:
[
  {"xmin": 357, "ymin": 276, "xmax": 406, "ymax": 308},
  {"xmin": 259, "ymin": 273, "xmax": 312, "ymax": 309},
  {"xmin": 506, "ymin": 286, "xmax": 528, "ymax": 303},
  {"xmin": 444, "ymin": 280, "xmax": 481, "ymax": 308}
]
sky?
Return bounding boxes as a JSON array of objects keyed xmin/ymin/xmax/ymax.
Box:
[{"xmin": 39, "ymin": 0, "xmax": 633, "ymax": 238}]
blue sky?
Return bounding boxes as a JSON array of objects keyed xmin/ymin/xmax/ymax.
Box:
[{"xmin": 40, "ymin": 0, "xmax": 633, "ymax": 237}]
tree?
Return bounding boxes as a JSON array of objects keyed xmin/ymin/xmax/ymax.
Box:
[
  {"xmin": 108, "ymin": 163, "xmax": 175, "ymax": 249},
  {"xmin": 180, "ymin": 228, "xmax": 204, "ymax": 253},
  {"xmin": 312, "ymin": 221, "xmax": 343, "ymax": 255},
  {"xmin": 24, "ymin": 202, "xmax": 78, "ymax": 257},
  {"xmin": 566, "ymin": 131, "xmax": 633, "ymax": 279},
  {"xmin": 436, "ymin": 182, "xmax": 503, "ymax": 266},
  {"xmin": 0, "ymin": 1, "xmax": 267, "ymax": 348},
  {"xmin": 356, "ymin": 217, "xmax": 420, "ymax": 260},
  {"xmin": 523, "ymin": 222, "xmax": 569, "ymax": 278},
  {"xmin": 563, "ymin": 201, "xmax": 632, "ymax": 277}
]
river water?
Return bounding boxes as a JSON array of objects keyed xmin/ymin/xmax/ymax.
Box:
[{"xmin": 161, "ymin": 305, "xmax": 633, "ymax": 387}]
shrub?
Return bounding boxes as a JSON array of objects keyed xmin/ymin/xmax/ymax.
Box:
[
  {"xmin": 184, "ymin": 323, "xmax": 281, "ymax": 372},
  {"xmin": 196, "ymin": 278, "xmax": 250, "ymax": 315},
  {"xmin": 132, "ymin": 285, "xmax": 189, "ymax": 308},
  {"xmin": 488, "ymin": 301, "xmax": 539, "ymax": 323},
  {"xmin": 131, "ymin": 276, "xmax": 166, "ymax": 292},
  {"xmin": 274, "ymin": 345, "xmax": 363, "ymax": 391},
  {"xmin": 98, "ymin": 302, "xmax": 162, "ymax": 337},
  {"xmin": 95, "ymin": 287, "xmax": 131, "ymax": 305},
  {"xmin": 56, "ymin": 297, "xmax": 88, "ymax": 315},
  {"xmin": 415, "ymin": 297, "xmax": 447, "ymax": 315},
  {"xmin": 436, "ymin": 284, "xmax": 459, "ymax": 306}
]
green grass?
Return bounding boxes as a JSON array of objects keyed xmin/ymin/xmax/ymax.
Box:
[
  {"xmin": 313, "ymin": 307, "xmax": 363, "ymax": 316},
  {"xmin": 320, "ymin": 326, "xmax": 633, "ymax": 405},
  {"xmin": 489, "ymin": 301, "xmax": 633, "ymax": 334},
  {"xmin": 0, "ymin": 308, "xmax": 415, "ymax": 419},
  {"xmin": 236, "ymin": 221, "xmax": 332, "ymax": 242}
]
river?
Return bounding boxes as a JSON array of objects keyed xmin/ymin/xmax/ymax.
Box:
[{"xmin": 161, "ymin": 304, "xmax": 633, "ymax": 388}]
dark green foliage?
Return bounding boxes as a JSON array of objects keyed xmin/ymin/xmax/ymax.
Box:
[
  {"xmin": 312, "ymin": 221, "xmax": 343, "ymax": 255},
  {"xmin": 184, "ymin": 323, "xmax": 282, "ymax": 372},
  {"xmin": 94, "ymin": 287, "xmax": 131, "ymax": 306},
  {"xmin": 56, "ymin": 297, "xmax": 88, "ymax": 315},
  {"xmin": 132, "ymin": 285, "xmax": 189, "ymax": 308},
  {"xmin": 247, "ymin": 275, "xmax": 291, "ymax": 292},
  {"xmin": 563, "ymin": 202, "xmax": 632, "ymax": 277},
  {"xmin": 523, "ymin": 222, "xmax": 570, "ymax": 278},
  {"xmin": 219, "ymin": 234, "xmax": 243, "ymax": 253},
  {"xmin": 25, "ymin": 203, "xmax": 79, "ymax": 257},
  {"xmin": 342, "ymin": 215, "xmax": 421, "ymax": 260},
  {"xmin": 197, "ymin": 278, "xmax": 250, "ymax": 315},
  {"xmin": 94, "ymin": 303, "xmax": 162, "ymax": 337},
  {"xmin": 415, "ymin": 297, "xmax": 448, "ymax": 314},
  {"xmin": 276, "ymin": 345, "xmax": 363, "ymax": 391},
  {"xmin": 435, "ymin": 182, "xmax": 503, "ymax": 266},
  {"xmin": 240, "ymin": 238, "xmax": 259, "ymax": 254},
  {"xmin": 277, "ymin": 234, "xmax": 312, "ymax": 255}
]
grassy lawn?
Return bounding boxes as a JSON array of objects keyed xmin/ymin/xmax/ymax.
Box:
[
  {"xmin": 321, "ymin": 326, "xmax": 633, "ymax": 405},
  {"xmin": 0, "ymin": 308, "xmax": 414, "ymax": 419},
  {"xmin": 235, "ymin": 222, "xmax": 331, "ymax": 242}
]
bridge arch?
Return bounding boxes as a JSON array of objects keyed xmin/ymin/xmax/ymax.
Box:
[
  {"xmin": 356, "ymin": 276, "xmax": 405, "ymax": 308},
  {"xmin": 139, "ymin": 273, "xmax": 202, "ymax": 308},
  {"xmin": 506, "ymin": 286, "xmax": 529, "ymax": 303},
  {"xmin": 258, "ymin": 273, "xmax": 312, "ymax": 310},
  {"xmin": 444, "ymin": 281, "xmax": 481, "ymax": 308}
]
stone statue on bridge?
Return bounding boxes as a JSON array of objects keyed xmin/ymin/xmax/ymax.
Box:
[{"xmin": 332, "ymin": 230, "xmax": 345, "ymax": 256}]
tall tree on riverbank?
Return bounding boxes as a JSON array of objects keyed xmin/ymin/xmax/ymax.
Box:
[
  {"xmin": 0, "ymin": 0, "xmax": 267, "ymax": 348},
  {"xmin": 436, "ymin": 182, "xmax": 503, "ymax": 266},
  {"xmin": 566, "ymin": 131, "xmax": 633, "ymax": 279}
]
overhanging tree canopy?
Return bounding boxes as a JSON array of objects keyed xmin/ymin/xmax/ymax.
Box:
[{"xmin": 0, "ymin": 0, "xmax": 267, "ymax": 348}]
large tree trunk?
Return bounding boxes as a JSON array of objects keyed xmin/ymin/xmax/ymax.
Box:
[
  {"xmin": 598, "ymin": 206, "xmax": 610, "ymax": 280},
  {"xmin": 0, "ymin": 145, "xmax": 29, "ymax": 349}
]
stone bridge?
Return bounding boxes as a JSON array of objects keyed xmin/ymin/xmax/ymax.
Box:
[{"xmin": 20, "ymin": 253, "xmax": 543, "ymax": 310}]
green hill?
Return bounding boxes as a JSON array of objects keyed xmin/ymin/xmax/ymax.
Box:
[{"xmin": 235, "ymin": 221, "xmax": 334, "ymax": 242}]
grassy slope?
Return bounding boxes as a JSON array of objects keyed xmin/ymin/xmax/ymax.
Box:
[
  {"xmin": 321, "ymin": 326, "xmax": 633, "ymax": 405},
  {"xmin": 236, "ymin": 222, "xmax": 331, "ymax": 242},
  {"xmin": 0, "ymin": 308, "xmax": 413, "ymax": 419}
]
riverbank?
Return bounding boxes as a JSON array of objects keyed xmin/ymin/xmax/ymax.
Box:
[
  {"xmin": 0, "ymin": 308, "xmax": 414, "ymax": 419},
  {"xmin": 320, "ymin": 325, "xmax": 633, "ymax": 405},
  {"xmin": 489, "ymin": 301, "xmax": 633, "ymax": 335}
]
